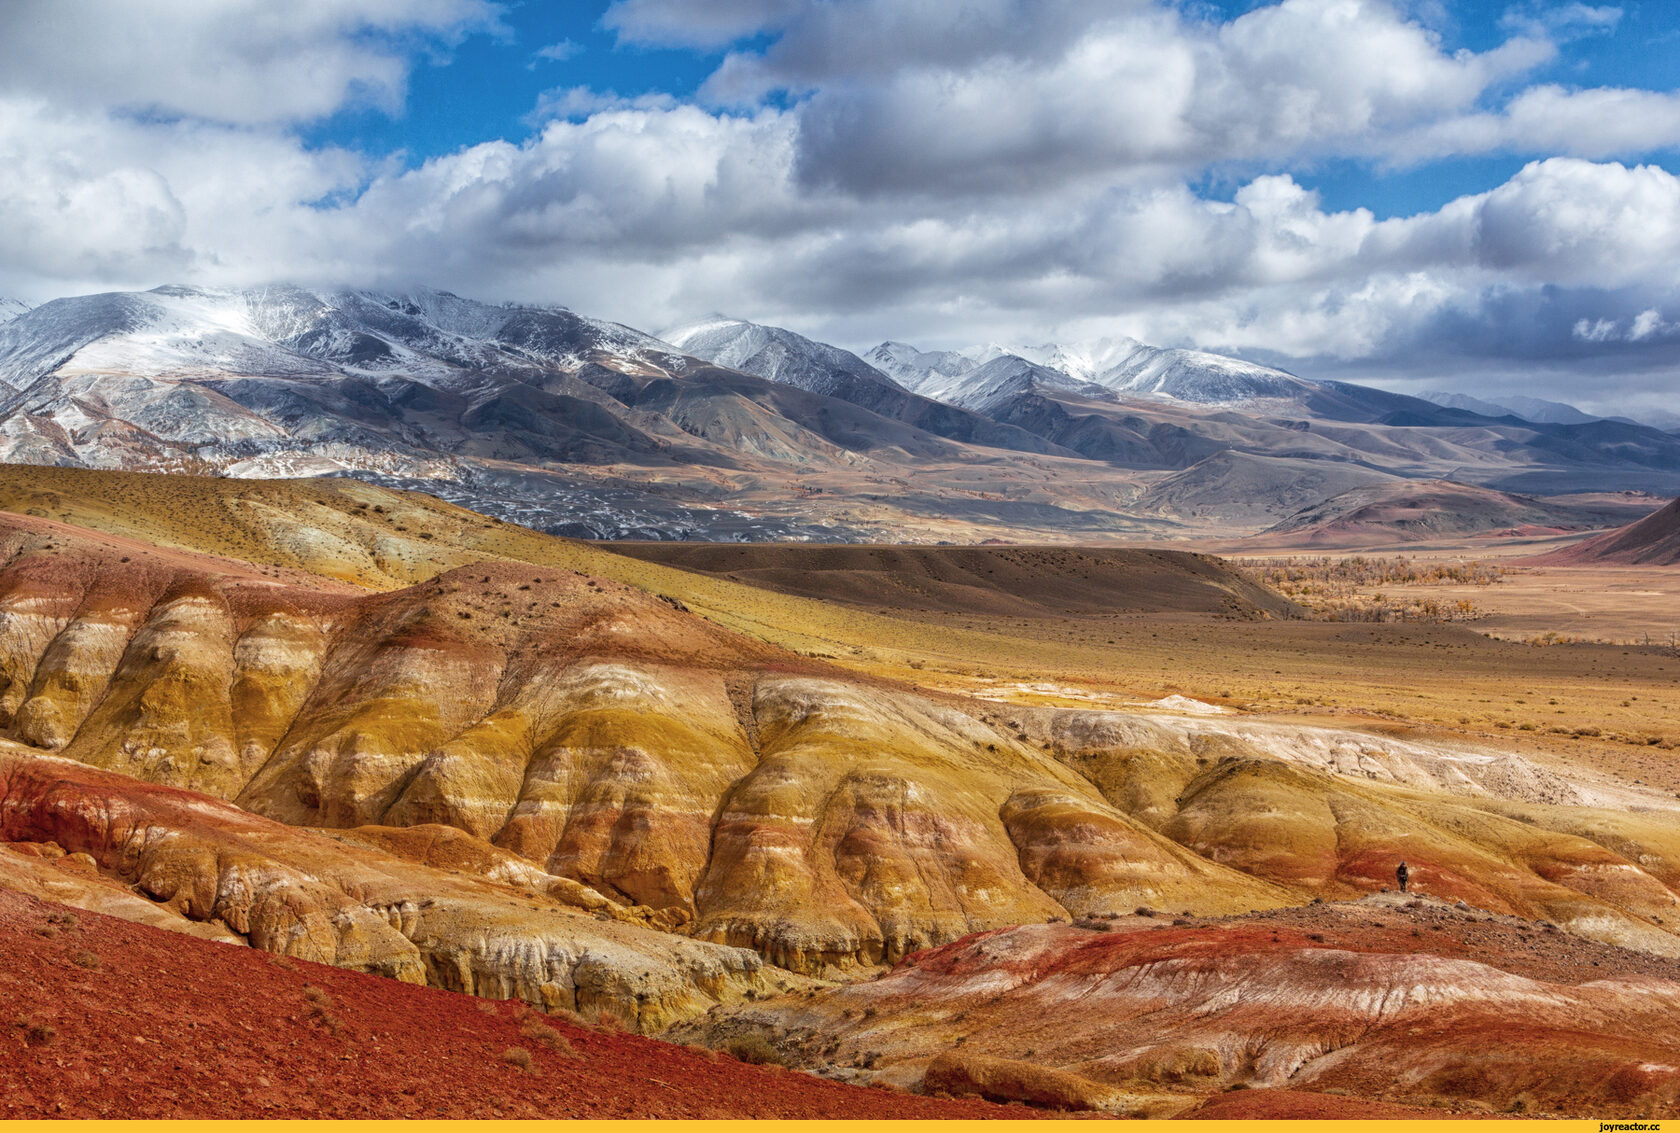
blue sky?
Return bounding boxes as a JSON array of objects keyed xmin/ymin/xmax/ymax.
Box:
[
  {"xmin": 2, "ymin": 0, "xmax": 1680, "ymax": 412},
  {"xmin": 299, "ymin": 0, "xmax": 1680, "ymax": 220}
]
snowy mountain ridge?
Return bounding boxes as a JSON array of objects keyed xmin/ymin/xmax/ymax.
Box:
[
  {"xmin": 659, "ymin": 315, "xmax": 901, "ymax": 398},
  {"xmin": 0, "ymin": 283, "xmax": 1677, "ymax": 541},
  {"xmin": 868, "ymin": 334, "xmax": 1308, "ymax": 406}
]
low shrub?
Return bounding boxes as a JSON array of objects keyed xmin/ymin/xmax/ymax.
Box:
[{"xmin": 724, "ymin": 1034, "xmax": 784, "ymax": 1066}]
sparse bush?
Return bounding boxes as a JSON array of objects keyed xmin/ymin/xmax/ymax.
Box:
[
  {"xmin": 71, "ymin": 949, "xmax": 100, "ymax": 970},
  {"xmin": 24, "ymin": 1022, "xmax": 56, "ymax": 1046},
  {"xmin": 302, "ymin": 985, "xmax": 341, "ymax": 1034},
  {"xmin": 503, "ymin": 1046, "xmax": 537, "ymax": 1074},
  {"xmin": 476, "ymin": 1000, "xmax": 499, "ymax": 1016},
  {"xmin": 724, "ymin": 1034, "xmax": 784, "ymax": 1066},
  {"xmin": 519, "ymin": 1017, "xmax": 574, "ymax": 1055},
  {"xmin": 1237, "ymin": 555, "xmax": 1502, "ymax": 623}
]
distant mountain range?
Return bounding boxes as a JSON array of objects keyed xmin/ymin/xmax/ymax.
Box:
[
  {"xmin": 0, "ymin": 286, "xmax": 1676, "ymax": 542},
  {"xmin": 1419, "ymin": 390, "xmax": 1680, "ymax": 431},
  {"xmin": 867, "ymin": 335, "xmax": 1308, "ymax": 405}
]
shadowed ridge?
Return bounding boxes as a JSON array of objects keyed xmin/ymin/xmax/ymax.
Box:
[{"xmin": 600, "ymin": 542, "xmax": 1302, "ymax": 621}]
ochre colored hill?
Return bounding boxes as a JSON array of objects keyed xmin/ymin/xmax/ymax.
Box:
[
  {"xmin": 0, "ymin": 745, "xmax": 797, "ymax": 1030},
  {"xmin": 678, "ymin": 895, "xmax": 1680, "ymax": 1117},
  {"xmin": 1536, "ymin": 496, "xmax": 1680, "ymax": 565},
  {"xmin": 5, "ymin": 464, "xmax": 1680, "ymax": 1117},
  {"xmin": 0, "ymin": 889, "xmax": 1017, "ymax": 1119},
  {"xmin": 0, "ymin": 506, "xmax": 1291, "ymax": 977},
  {"xmin": 601, "ymin": 541, "xmax": 1300, "ymax": 620},
  {"xmin": 2, "ymin": 499, "xmax": 1677, "ymax": 977}
]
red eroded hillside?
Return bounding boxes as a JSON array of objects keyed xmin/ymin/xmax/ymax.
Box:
[
  {"xmin": 679, "ymin": 898, "xmax": 1680, "ymax": 1117},
  {"xmin": 0, "ymin": 890, "xmax": 1020, "ymax": 1119},
  {"xmin": 1536, "ymin": 496, "xmax": 1680, "ymax": 566}
]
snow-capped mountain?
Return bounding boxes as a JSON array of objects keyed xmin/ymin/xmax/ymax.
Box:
[
  {"xmin": 658, "ymin": 316, "xmax": 1061, "ymax": 454},
  {"xmin": 914, "ymin": 354, "xmax": 1108, "ymax": 414},
  {"xmin": 0, "ymin": 285, "xmax": 1084, "ymax": 539},
  {"xmin": 661, "ymin": 316, "xmax": 903, "ymax": 398},
  {"xmin": 1, "ymin": 283, "xmax": 1678, "ymax": 541},
  {"xmin": 868, "ymin": 335, "xmax": 1308, "ymax": 406},
  {"xmin": 0, "ymin": 284, "xmax": 686, "ymax": 394},
  {"xmin": 0, "ymin": 284, "xmax": 725, "ymax": 484},
  {"xmin": 0, "ymin": 299, "xmax": 28, "ymax": 325}
]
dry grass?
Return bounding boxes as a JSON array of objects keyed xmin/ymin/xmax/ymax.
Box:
[
  {"xmin": 724, "ymin": 1034, "xmax": 784, "ymax": 1066},
  {"xmin": 302, "ymin": 985, "xmax": 342, "ymax": 1034},
  {"xmin": 518, "ymin": 1016, "xmax": 574, "ymax": 1056}
]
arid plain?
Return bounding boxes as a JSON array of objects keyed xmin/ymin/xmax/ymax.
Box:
[{"xmin": 2, "ymin": 464, "xmax": 1678, "ymax": 1119}]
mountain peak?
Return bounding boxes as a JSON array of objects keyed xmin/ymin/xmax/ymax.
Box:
[
  {"xmin": 875, "ymin": 333, "xmax": 1306, "ymax": 406},
  {"xmin": 660, "ymin": 315, "xmax": 910, "ymax": 395}
]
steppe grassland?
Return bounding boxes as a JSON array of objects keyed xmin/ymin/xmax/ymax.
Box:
[{"xmin": 0, "ymin": 465, "xmax": 1674, "ymax": 792}]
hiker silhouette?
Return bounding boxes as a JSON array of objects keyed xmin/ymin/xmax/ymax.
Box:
[{"xmin": 1396, "ymin": 861, "xmax": 1409, "ymax": 893}]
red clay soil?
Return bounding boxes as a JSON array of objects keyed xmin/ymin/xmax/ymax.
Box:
[{"xmin": 0, "ymin": 890, "xmax": 1023, "ymax": 1120}]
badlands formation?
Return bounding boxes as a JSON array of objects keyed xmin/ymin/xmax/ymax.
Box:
[{"xmin": 2, "ymin": 464, "xmax": 1679, "ymax": 1116}]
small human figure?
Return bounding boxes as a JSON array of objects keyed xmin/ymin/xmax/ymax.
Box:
[{"xmin": 1396, "ymin": 860, "xmax": 1409, "ymax": 893}]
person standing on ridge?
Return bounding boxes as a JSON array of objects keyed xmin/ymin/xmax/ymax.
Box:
[{"xmin": 1396, "ymin": 861, "xmax": 1409, "ymax": 893}]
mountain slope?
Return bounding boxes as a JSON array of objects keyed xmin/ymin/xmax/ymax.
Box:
[
  {"xmin": 1137, "ymin": 451, "xmax": 1401, "ymax": 526},
  {"xmin": 2, "ymin": 284, "xmax": 1678, "ymax": 542},
  {"xmin": 1537, "ymin": 496, "xmax": 1680, "ymax": 566},
  {"xmin": 661, "ymin": 316, "xmax": 1064, "ymax": 455},
  {"xmin": 872, "ymin": 334, "xmax": 1310, "ymax": 405},
  {"xmin": 869, "ymin": 333, "xmax": 1680, "ymax": 500},
  {"xmin": 0, "ymin": 286, "xmax": 1145, "ymax": 541},
  {"xmin": 1423, "ymin": 390, "xmax": 1598, "ymax": 425},
  {"xmin": 1257, "ymin": 480, "xmax": 1639, "ymax": 546}
]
